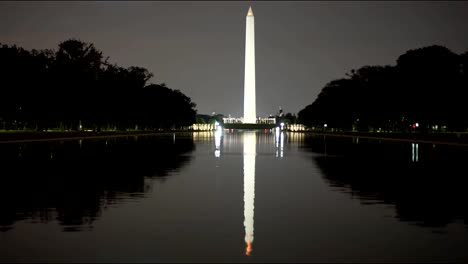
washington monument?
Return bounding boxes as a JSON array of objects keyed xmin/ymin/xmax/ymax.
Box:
[{"xmin": 243, "ymin": 6, "xmax": 256, "ymax": 124}]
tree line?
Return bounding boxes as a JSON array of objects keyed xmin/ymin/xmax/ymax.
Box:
[
  {"xmin": 0, "ymin": 39, "xmax": 197, "ymax": 131},
  {"xmin": 298, "ymin": 45, "xmax": 468, "ymax": 133}
]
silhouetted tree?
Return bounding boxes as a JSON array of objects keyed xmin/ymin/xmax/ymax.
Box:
[
  {"xmin": 395, "ymin": 45, "xmax": 461, "ymax": 132},
  {"xmin": 298, "ymin": 45, "xmax": 467, "ymax": 133},
  {"xmin": 0, "ymin": 39, "xmax": 196, "ymax": 131}
]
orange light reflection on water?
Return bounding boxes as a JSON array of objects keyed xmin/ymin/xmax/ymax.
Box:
[{"xmin": 246, "ymin": 241, "xmax": 252, "ymax": 256}]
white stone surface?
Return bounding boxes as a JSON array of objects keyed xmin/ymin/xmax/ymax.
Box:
[{"xmin": 243, "ymin": 6, "xmax": 256, "ymax": 124}]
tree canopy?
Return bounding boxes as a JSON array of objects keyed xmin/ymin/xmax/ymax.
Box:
[
  {"xmin": 0, "ymin": 39, "xmax": 197, "ymax": 131},
  {"xmin": 298, "ymin": 45, "xmax": 468, "ymax": 132}
]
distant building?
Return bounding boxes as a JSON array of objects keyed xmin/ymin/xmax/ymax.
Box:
[{"xmin": 223, "ymin": 117, "xmax": 275, "ymax": 124}]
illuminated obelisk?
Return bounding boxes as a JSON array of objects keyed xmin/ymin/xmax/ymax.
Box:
[
  {"xmin": 243, "ymin": 6, "xmax": 256, "ymax": 124},
  {"xmin": 243, "ymin": 132, "xmax": 256, "ymax": 255}
]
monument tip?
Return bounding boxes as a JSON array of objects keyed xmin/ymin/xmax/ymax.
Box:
[{"xmin": 247, "ymin": 6, "xmax": 254, "ymax": 16}]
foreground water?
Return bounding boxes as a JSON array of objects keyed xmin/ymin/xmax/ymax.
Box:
[{"xmin": 1, "ymin": 131, "xmax": 467, "ymax": 262}]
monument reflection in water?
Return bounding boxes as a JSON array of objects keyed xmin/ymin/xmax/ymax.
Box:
[
  {"xmin": 243, "ymin": 132, "xmax": 256, "ymax": 256},
  {"xmin": 213, "ymin": 130, "xmax": 257, "ymax": 256},
  {"xmin": 214, "ymin": 129, "xmax": 285, "ymax": 257}
]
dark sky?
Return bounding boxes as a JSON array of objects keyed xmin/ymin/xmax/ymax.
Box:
[{"xmin": 1, "ymin": 1, "xmax": 468, "ymax": 117}]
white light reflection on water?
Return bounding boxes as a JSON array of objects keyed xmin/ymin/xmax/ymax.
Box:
[
  {"xmin": 353, "ymin": 136, "xmax": 359, "ymax": 144},
  {"xmin": 275, "ymin": 128, "xmax": 284, "ymax": 158},
  {"xmin": 412, "ymin": 143, "xmax": 419, "ymax": 162},
  {"xmin": 214, "ymin": 129, "xmax": 222, "ymax": 158}
]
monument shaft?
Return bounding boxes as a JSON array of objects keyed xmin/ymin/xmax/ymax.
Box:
[{"xmin": 243, "ymin": 7, "xmax": 256, "ymax": 124}]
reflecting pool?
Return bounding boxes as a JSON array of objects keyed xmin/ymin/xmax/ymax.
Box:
[{"xmin": 1, "ymin": 131, "xmax": 468, "ymax": 262}]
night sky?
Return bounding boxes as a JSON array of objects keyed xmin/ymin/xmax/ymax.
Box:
[{"xmin": 1, "ymin": 1, "xmax": 468, "ymax": 117}]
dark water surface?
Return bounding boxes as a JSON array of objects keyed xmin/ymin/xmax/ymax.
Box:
[{"xmin": 1, "ymin": 131, "xmax": 467, "ymax": 262}]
